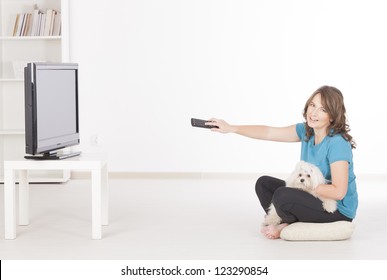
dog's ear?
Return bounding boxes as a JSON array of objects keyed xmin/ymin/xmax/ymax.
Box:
[{"xmin": 310, "ymin": 165, "xmax": 326, "ymax": 187}]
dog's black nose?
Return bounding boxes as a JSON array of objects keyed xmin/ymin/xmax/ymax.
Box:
[{"xmin": 300, "ymin": 179, "xmax": 304, "ymax": 183}]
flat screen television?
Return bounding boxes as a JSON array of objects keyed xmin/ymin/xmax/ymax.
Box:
[{"xmin": 24, "ymin": 62, "xmax": 81, "ymax": 160}]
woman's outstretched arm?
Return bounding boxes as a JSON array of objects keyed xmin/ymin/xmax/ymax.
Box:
[{"xmin": 206, "ymin": 118, "xmax": 300, "ymax": 143}]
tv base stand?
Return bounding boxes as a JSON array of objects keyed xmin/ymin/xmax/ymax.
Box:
[{"xmin": 24, "ymin": 151, "xmax": 82, "ymax": 160}]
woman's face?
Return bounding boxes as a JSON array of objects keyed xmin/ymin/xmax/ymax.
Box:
[{"xmin": 306, "ymin": 93, "xmax": 331, "ymax": 133}]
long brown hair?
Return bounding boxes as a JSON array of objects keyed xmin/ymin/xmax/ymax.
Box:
[{"xmin": 302, "ymin": 85, "xmax": 356, "ymax": 149}]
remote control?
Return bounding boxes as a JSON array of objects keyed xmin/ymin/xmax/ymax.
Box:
[{"xmin": 191, "ymin": 118, "xmax": 219, "ymax": 129}]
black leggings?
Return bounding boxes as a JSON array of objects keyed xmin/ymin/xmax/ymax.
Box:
[{"xmin": 255, "ymin": 175, "xmax": 352, "ymax": 224}]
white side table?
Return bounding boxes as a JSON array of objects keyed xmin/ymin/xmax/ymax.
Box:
[{"xmin": 4, "ymin": 154, "xmax": 108, "ymax": 239}]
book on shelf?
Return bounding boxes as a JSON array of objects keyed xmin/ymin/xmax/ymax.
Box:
[{"xmin": 12, "ymin": 6, "xmax": 61, "ymax": 37}]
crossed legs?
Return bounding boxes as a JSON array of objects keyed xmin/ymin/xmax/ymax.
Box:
[{"xmin": 255, "ymin": 176, "xmax": 351, "ymax": 239}]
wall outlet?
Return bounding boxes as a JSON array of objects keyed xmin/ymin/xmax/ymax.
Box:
[{"xmin": 90, "ymin": 134, "xmax": 99, "ymax": 146}]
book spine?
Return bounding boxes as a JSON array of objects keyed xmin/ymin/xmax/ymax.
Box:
[{"xmin": 11, "ymin": 7, "xmax": 61, "ymax": 37}]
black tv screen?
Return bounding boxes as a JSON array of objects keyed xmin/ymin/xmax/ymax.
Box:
[{"xmin": 24, "ymin": 62, "xmax": 81, "ymax": 160}]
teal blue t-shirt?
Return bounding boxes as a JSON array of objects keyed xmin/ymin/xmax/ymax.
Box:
[{"xmin": 296, "ymin": 123, "xmax": 358, "ymax": 219}]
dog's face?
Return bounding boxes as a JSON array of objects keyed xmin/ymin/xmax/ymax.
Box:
[
  {"xmin": 292, "ymin": 170, "xmax": 314, "ymax": 190},
  {"xmin": 286, "ymin": 161, "xmax": 325, "ymax": 190}
]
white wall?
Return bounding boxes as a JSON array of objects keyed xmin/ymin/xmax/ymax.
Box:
[{"xmin": 69, "ymin": 0, "xmax": 387, "ymax": 174}]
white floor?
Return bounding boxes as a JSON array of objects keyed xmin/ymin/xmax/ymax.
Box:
[{"xmin": 0, "ymin": 175, "xmax": 386, "ymax": 260}]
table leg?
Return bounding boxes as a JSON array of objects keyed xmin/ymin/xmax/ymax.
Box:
[
  {"xmin": 4, "ymin": 167, "xmax": 16, "ymax": 239},
  {"xmin": 91, "ymin": 168, "xmax": 102, "ymax": 239},
  {"xmin": 102, "ymin": 163, "xmax": 108, "ymax": 226},
  {"xmin": 18, "ymin": 170, "xmax": 29, "ymax": 225}
]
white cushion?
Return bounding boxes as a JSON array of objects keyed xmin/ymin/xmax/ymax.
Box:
[{"xmin": 280, "ymin": 221, "xmax": 355, "ymax": 241}]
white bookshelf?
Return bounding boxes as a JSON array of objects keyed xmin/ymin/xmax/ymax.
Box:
[{"xmin": 0, "ymin": 0, "xmax": 70, "ymax": 182}]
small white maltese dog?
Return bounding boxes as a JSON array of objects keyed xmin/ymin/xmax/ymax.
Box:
[{"xmin": 263, "ymin": 160, "xmax": 337, "ymax": 226}]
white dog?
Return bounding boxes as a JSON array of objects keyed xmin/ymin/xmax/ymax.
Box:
[{"xmin": 262, "ymin": 161, "xmax": 337, "ymax": 226}]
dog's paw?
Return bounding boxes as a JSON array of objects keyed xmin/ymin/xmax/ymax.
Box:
[
  {"xmin": 322, "ymin": 199, "xmax": 337, "ymax": 213},
  {"xmin": 263, "ymin": 212, "xmax": 282, "ymax": 226},
  {"xmin": 309, "ymin": 189, "xmax": 318, "ymax": 197}
]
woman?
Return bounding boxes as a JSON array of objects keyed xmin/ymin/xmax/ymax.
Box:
[{"xmin": 207, "ymin": 85, "xmax": 358, "ymax": 239}]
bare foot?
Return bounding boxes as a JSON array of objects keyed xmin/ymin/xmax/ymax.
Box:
[{"xmin": 261, "ymin": 223, "xmax": 289, "ymax": 239}]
